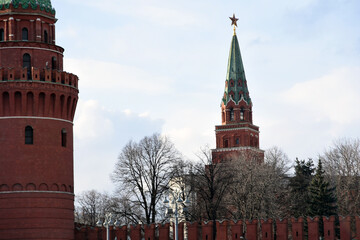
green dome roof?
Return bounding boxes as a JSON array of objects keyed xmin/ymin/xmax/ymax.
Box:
[{"xmin": 0, "ymin": 0, "xmax": 55, "ymax": 14}]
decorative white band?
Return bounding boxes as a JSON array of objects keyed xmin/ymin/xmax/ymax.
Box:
[
  {"xmin": 0, "ymin": 46, "xmax": 63, "ymax": 55},
  {"xmin": 212, "ymin": 146, "xmax": 265, "ymax": 153},
  {"xmin": 0, "ymin": 190, "xmax": 74, "ymax": 196},
  {"xmin": 0, "ymin": 116, "xmax": 73, "ymax": 124},
  {"xmin": 215, "ymin": 126, "xmax": 259, "ymax": 133}
]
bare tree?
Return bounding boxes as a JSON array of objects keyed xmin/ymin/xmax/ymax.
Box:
[
  {"xmin": 111, "ymin": 133, "xmax": 181, "ymax": 224},
  {"xmin": 227, "ymin": 150, "xmax": 289, "ymax": 220},
  {"xmin": 192, "ymin": 146, "xmax": 236, "ymax": 239},
  {"xmin": 265, "ymin": 146, "xmax": 292, "ymax": 175},
  {"xmin": 321, "ymin": 138, "xmax": 360, "ymax": 215},
  {"xmin": 75, "ymin": 190, "xmax": 115, "ymax": 226}
]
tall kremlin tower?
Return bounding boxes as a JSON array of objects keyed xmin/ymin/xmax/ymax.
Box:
[
  {"xmin": 212, "ymin": 15, "xmax": 264, "ymax": 163},
  {"xmin": 0, "ymin": 1, "xmax": 79, "ymax": 239}
]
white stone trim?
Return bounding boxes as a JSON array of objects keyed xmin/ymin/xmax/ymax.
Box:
[
  {"xmin": 212, "ymin": 146, "xmax": 265, "ymax": 153},
  {"xmin": 0, "ymin": 46, "xmax": 63, "ymax": 55},
  {"xmin": 0, "ymin": 116, "xmax": 73, "ymax": 124},
  {"xmin": 0, "ymin": 190, "xmax": 74, "ymax": 196},
  {"xmin": 215, "ymin": 127, "xmax": 259, "ymax": 133}
]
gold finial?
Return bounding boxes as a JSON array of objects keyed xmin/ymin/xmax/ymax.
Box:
[{"xmin": 229, "ymin": 13, "xmax": 239, "ymax": 35}]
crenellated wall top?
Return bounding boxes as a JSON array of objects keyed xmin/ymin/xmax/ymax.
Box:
[{"xmin": 0, "ymin": 67, "xmax": 79, "ymax": 90}]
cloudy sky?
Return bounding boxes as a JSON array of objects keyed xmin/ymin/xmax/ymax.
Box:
[{"xmin": 51, "ymin": 0, "xmax": 360, "ymax": 194}]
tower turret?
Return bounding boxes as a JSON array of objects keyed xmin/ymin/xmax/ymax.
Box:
[
  {"xmin": 0, "ymin": 1, "xmax": 78, "ymax": 239},
  {"xmin": 212, "ymin": 15, "xmax": 263, "ymax": 163}
]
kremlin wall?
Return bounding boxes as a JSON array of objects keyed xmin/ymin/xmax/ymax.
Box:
[{"xmin": 75, "ymin": 216, "xmax": 360, "ymax": 240}]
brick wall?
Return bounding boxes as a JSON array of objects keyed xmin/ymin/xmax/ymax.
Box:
[{"xmin": 75, "ymin": 215, "xmax": 360, "ymax": 240}]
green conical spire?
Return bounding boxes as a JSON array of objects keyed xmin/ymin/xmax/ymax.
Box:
[{"xmin": 222, "ymin": 34, "xmax": 251, "ymax": 105}]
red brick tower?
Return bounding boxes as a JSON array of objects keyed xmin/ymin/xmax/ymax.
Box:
[
  {"xmin": 212, "ymin": 15, "xmax": 263, "ymax": 163},
  {"xmin": 0, "ymin": 1, "xmax": 78, "ymax": 239}
]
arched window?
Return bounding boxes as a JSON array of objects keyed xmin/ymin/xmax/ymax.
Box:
[
  {"xmin": 44, "ymin": 30, "xmax": 48, "ymax": 43},
  {"xmin": 51, "ymin": 57, "xmax": 57, "ymax": 70},
  {"xmin": 61, "ymin": 129, "xmax": 67, "ymax": 147},
  {"xmin": 25, "ymin": 126, "xmax": 33, "ymax": 144},
  {"xmin": 23, "ymin": 53, "xmax": 31, "ymax": 79},
  {"xmin": 230, "ymin": 108, "xmax": 234, "ymax": 121},
  {"xmin": 224, "ymin": 139, "xmax": 229, "ymax": 148},
  {"xmin": 236, "ymin": 138, "xmax": 240, "ymax": 145},
  {"xmin": 240, "ymin": 108, "xmax": 244, "ymax": 121},
  {"xmin": 0, "ymin": 29, "xmax": 4, "ymax": 41},
  {"xmin": 22, "ymin": 28, "xmax": 28, "ymax": 41}
]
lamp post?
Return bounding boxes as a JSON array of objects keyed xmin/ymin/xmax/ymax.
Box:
[
  {"xmin": 96, "ymin": 213, "xmax": 115, "ymax": 240},
  {"xmin": 163, "ymin": 191, "xmax": 190, "ymax": 240}
]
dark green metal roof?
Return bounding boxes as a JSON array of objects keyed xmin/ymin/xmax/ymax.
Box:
[
  {"xmin": 222, "ymin": 34, "xmax": 251, "ymax": 105},
  {"xmin": 0, "ymin": 0, "xmax": 55, "ymax": 14}
]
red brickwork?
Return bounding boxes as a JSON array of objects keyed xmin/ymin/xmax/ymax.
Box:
[
  {"xmin": 323, "ymin": 216, "xmax": 336, "ymax": 240},
  {"xmin": 75, "ymin": 216, "xmax": 360, "ymax": 240},
  {"xmin": 158, "ymin": 223, "xmax": 170, "ymax": 240},
  {"xmin": 187, "ymin": 222, "xmax": 200, "ymax": 240},
  {"xmin": 340, "ymin": 216, "xmax": 352, "ymax": 240},
  {"xmin": 216, "ymin": 220, "xmax": 229, "ymax": 240},
  {"xmin": 307, "ymin": 217, "xmax": 319, "ymax": 240},
  {"xmin": 261, "ymin": 219, "xmax": 273, "ymax": 240},
  {"xmin": 202, "ymin": 221, "xmax": 213, "ymax": 240},
  {"xmin": 291, "ymin": 217, "xmax": 304, "ymax": 240},
  {"xmin": 0, "ymin": 2, "xmax": 79, "ymax": 239},
  {"xmin": 276, "ymin": 219, "xmax": 288, "ymax": 240},
  {"xmin": 356, "ymin": 216, "xmax": 360, "ymax": 240},
  {"xmin": 230, "ymin": 220, "xmax": 244, "ymax": 239},
  {"xmin": 246, "ymin": 219, "xmax": 258, "ymax": 240},
  {"xmin": 145, "ymin": 224, "xmax": 156, "ymax": 240}
]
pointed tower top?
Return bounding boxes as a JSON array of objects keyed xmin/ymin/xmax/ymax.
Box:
[{"xmin": 222, "ymin": 29, "xmax": 251, "ymax": 105}]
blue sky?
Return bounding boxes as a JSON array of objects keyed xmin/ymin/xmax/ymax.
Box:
[{"xmin": 51, "ymin": 0, "xmax": 360, "ymax": 194}]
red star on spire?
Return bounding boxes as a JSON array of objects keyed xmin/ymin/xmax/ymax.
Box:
[{"xmin": 229, "ymin": 13, "xmax": 239, "ymax": 27}]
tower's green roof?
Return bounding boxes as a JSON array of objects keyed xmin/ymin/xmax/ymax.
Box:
[
  {"xmin": 222, "ymin": 34, "xmax": 251, "ymax": 105},
  {"xmin": 0, "ymin": 0, "xmax": 55, "ymax": 14}
]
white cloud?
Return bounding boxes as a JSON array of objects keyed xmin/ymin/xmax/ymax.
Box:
[
  {"xmin": 283, "ymin": 67, "xmax": 360, "ymax": 124},
  {"xmin": 59, "ymin": 0, "xmax": 201, "ymax": 27},
  {"xmin": 73, "ymin": 99, "xmax": 165, "ymax": 194},
  {"xmin": 64, "ymin": 58, "xmax": 173, "ymax": 95},
  {"xmin": 74, "ymin": 100, "xmax": 114, "ymax": 140}
]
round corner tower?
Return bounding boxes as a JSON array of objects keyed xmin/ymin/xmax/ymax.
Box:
[{"xmin": 0, "ymin": 1, "xmax": 78, "ymax": 239}]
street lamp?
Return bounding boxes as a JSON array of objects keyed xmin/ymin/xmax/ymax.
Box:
[
  {"xmin": 163, "ymin": 191, "xmax": 191, "ymax": 240},
  {"xmin": 96, "ymin": 213, "xmax": 115, "ymax": 240}
]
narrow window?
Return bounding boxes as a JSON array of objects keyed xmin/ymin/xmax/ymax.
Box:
[
  {"xmin": 240, "ymin": 108, "xmax": 244, "ymax": 121},
  {"xmin": 224, "ymin": 139, "xmax": 229, "ymax": 148},
  {"xmin": 23, "ymin": 53, "xmax": 31, "ymax": 79},
  {"xmin": 22, "ymin": 28, "xmax": 28, "ymax": 41},
  {"xmin": 230, "ymin": 108, "xmax": 234, "ymax": 121},
  {"xmin": 51, "ymin": 57, "xmax": 57, "ymax": 70},
  {"xmin": 44, "ymin": 30, "xmax": 48, "ymax": 43},
  {"xmin": 61, "ymin": 129, "xmax": 67, "ymax": 147},
  {"xmin": 25, "ymin": 126, "xmax": 33, "ymax": 144},
  {"xmin": 0, "ymin": 29, "xmax": 4, "ymax": 41},
  {"xmin": 236, "ymin": 138, "xmax": 239, "ymax": 145}
]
